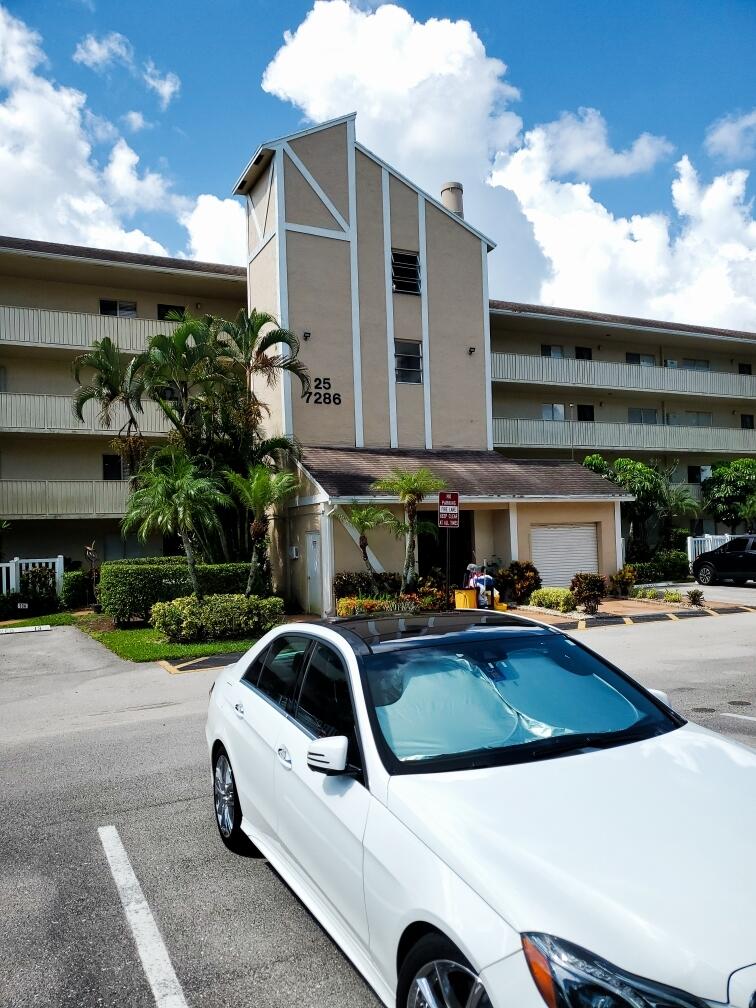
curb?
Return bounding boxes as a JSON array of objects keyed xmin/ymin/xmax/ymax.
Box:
[{"xmin": 549, "ymin": 605, "xmax": 753, "ymax": 632}]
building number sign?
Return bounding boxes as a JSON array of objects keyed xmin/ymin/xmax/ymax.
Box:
[{"xmin": 302, "ymin": 377, "xmax": 342, "ymax": 406}]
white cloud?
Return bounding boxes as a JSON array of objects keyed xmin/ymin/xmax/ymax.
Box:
[
  {"xmin": 103, "ymin": 138, "xmax": 189, "ymax": 216},
  {"xmin": 122, "ymin": 109, "xmax": 149, "ymax": 132},
  {"xmin": 180, "ymin": 195, "xmax": 246, "ymax": 266},
  {"xmin": 706, "ymin": 108, "xmax": 756, "ymax": 162},
  {"xmin": 143, "ymin": 59, "xmax": 180, "ymax": 109},
  {"xmin": 262, "ymin": 0, "xmax": 756, "ymax": 329},
  {"xmin": 73, "ymin": 30, "xmax": 133, "ymax": 71}
]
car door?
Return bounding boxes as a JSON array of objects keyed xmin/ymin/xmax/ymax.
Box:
[
  {"xmin": 229, "ymin": 633, "xmax": 313, "ymax": 845},
  {"xmin": 718, "ymin": 537, "xmax": 750, "ymax": 577},
  {"xmin": 274, "ymin": 640, "xmax": 371, "ymax": 948}
]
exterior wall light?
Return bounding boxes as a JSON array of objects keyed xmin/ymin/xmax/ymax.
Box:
[
  {"xmin": 468, "ymin": 346, "xmax": 476, "ymax": 355},
  {"xmin": 303, "ymin": 331, "xmax": 311, "ymax": 341}
]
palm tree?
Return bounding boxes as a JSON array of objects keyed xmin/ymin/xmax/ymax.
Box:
[
  {"xmin": 372, "ymin": 468, "xmax": 446, "ymax": 592},
  {"xmin": 339, "ymin": 503, "xmax": 393, "ymax": 578},
  {"xmin": 225, "ymin": 464, "xmax": 299, "ymax": 596},
  {"xmin": 122, "ymin": 448, "xmax": 231, "ymax": 599},
  {"xmin": 215, "ymin": 308, "xmax": 311, "ymax": 404},
  {"xmin": 72, "ymin": 337, "xmax": 147, "ymax": 468}
]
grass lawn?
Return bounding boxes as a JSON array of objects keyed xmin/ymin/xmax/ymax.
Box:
[
  {"xmin": 88, "ymin": 627, "xmax": 257, "ymax": 662},
  {"xmin": 0, "ymin": 612, "xmax": 78, "ymax": 629}
]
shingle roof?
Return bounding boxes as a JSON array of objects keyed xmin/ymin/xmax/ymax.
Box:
[
  {"xmin": 489, "ymin": 299, "xmax": 756, "ymax": 342},
  {"xmin": 0, "ymin": 235, "xmax": 246, "ymax": 278},
  {"xmin": 301, "ymin": 446, "xmax": 628, "ymax": 500}
]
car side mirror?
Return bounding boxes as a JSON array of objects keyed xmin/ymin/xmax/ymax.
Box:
[
  {"xmin": 649, "ymin": 688, "xmax": 672, "ymax": 709},
  {"xmin": 307, "ymin": 736, "xmax": 349, "ymax": 775}
]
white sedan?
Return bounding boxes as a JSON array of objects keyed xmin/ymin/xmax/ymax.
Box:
[{"xmin": 205, "ymin": 611, "xmax": 756, "ymax": 1008}]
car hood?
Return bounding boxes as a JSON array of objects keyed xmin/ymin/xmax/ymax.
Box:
[{"xmin": 387, "ymin": 724, "xmax": 756, "ymax": 1002}]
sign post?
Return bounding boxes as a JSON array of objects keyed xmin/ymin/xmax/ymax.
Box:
[{"xmin": 438, "ymin": 492, "xmax": 460, "ymax": 610}]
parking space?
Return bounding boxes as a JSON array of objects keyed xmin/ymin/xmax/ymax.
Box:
[
  {"xmin": 0, "ymin": 618, "xmax": 753, "ymax": 1007},
  {"xmin": 662, "ymin": 580, "xmax": 756, "ymax": 606}
]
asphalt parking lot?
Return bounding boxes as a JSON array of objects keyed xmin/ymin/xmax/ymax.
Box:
[{"xmin": 0, "ymin": 617, "xmax": 753, "ymax": 1007}]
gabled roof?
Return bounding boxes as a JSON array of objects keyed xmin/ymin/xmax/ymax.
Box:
[{"xmin": 300, "ymin": 446, "xmax": 630, "ymax": 501}]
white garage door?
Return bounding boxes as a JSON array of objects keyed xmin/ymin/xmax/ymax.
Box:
[{"xmin": 530, "ymin": 524, "xmax": 599, "ymax": 587}]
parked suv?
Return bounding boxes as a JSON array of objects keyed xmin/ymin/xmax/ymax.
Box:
[{"xmin": 692, "ymin": 535, "xmax": 756, "ymax": 585}]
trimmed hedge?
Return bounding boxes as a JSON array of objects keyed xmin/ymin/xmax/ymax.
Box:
[
  {"xmin": 61, "ymin": 570, "xmax": 89, "ymax": 609},
  {"xmin": 151, "ymin": 594, "xmax": 284, "ymax": 643},
  {"xmin": 529, "ymin": 587, "xmax": 576, "ymax": 613},
  {"xmin": 99, "ymin": 560, "xmax": 250, "ymax": 623},
  {"xmin": 333, "ymin": 570, "xmax": 402, "ymax": 599},
  {"xmin": 629, "ymin": 550, "xmax": 690, "ymax": 584}
]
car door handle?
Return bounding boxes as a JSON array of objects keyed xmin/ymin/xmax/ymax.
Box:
[
  {"xmin": 234, "ymin": 702, "xmax": 245, "ymax": 718},
  {"xmin": 277, "ymin": 745, "xmax": 292, "ymax": 769}
]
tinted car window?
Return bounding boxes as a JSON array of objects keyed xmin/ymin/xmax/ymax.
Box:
[
  {"xmin": 723, "ymin": 538, "xmax": 750, "ymax": 552},
  {"xmin": 255, "ymin": 635, "xmax": 311, "ymax": 712},
  {"xmin": 295, "ymin": 644, "xmax": 361, "ymax": 768},
  {"xmin": 241, "ymin": 646, "xmax": 269, "ymax": 688}
]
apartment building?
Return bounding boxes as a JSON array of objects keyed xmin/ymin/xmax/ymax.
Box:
[
  {"xmin": 234, "ymin": 114, "xmax": 627, "ymax": 612},
  {"xmin": 0, "ymin": 236, "xmax": 245, "ymax": 563},
  {"xmin": 489, "ymin": 302, "xmax": 756, "ymax": 532}
]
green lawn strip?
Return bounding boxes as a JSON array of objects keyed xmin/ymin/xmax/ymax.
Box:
[
  {"xmin": 87, "ymin": 627, "xmax": 257, "ymax": 663},
  {"xmin": 0, "ymin": 612, "xmax": 77, "ymax": 629}
]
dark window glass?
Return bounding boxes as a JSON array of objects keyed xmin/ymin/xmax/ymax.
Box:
[
  {"xmin": 99, "ymin": 299, "xmax": 118, "ymax": 317},
  {"xmin": 738, "ymin": 363, "xmax": 752, "ymax": 376},
  {"xmin": 256, "ymin": 635, "xmax": 311, "ymax": 712},
  {"xmin": 687, "ymin": 465, "xmax": 702, "ymax": 484},
  {"xmin": 575, "ymin": 346, "xmax": 592, "ymax": 360},
  {"xmin": 99, "ymin": 299, "xmax": 137, "ymax": 318},
  {"xmin": 102, "ymin": 454, "xmax": 123, "ymax": 481},
  {"xmin": 540, "ymin": 344, "xmax": 564, "ymax": 358},
  {"xmin": 395, "ymin": 339, "xmax": 422, "ymax": 384},
  {"xmin": 241, "ymin": 647, "xmax": 269, "ymax": 687},
  {"xmin": 576, "ymin": 404, "xmax": 594, "ymax": 422},
  {"xmin": 628, "ymin": 407, "xmax": 657, "ymax": 425},
  {"xmin": 724, "ymin": 538, "xmax": 749, "ymax": 553},
  {"xmin": 391, "ymin": 250, "xmax": 421, "ymax": 295},
  {"xmin": 294, "ymin": 644, "xmax": 361, "ymax": 768},
  {"xmin": 157, "ymin": 304, "xmax": 185, "ymax": 321},
  {"xmin": 741, "ymin": 414, "xmax": 754, "ymax": 430},
  {"xmin": 626, "ymin": 352, "xmax": 655, "ymax": 367}
]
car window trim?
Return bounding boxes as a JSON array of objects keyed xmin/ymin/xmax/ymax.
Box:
[
  {"xmin": 240, "ymin": 642, "xmax": 271, "ymax": 688},
  {"xmin": 240, "ymin": 633, "xmax": 315, "ymax": 718}
]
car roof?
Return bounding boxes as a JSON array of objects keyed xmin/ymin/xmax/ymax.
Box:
[{"xmin": 309, "ymin": 611, "xmax": 556, "ymax": 656}]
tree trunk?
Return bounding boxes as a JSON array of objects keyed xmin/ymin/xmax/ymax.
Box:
[
  {"xmin": 183, "ymin": 534, "xmax": 202, "ymax": 599},
  {"xmin": 246, "ymin": 524, "xmax": 272, "ymax": 597},
  {"xmin": 403, "ymin": 501, "xmax": 418, "ymax": 593},
  {"xmin": 217, "ymin": 521, "xmax": 231, "ymax": 562}
]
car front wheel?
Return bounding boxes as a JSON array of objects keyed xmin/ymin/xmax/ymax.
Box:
[
  {"xmin": 213, "ymin": 747, "xmax": 248, "ymax": 854},
  {"xmin": 398, "ymin": 934, "xmax": 492, "ymax": 1008},
  {"xmin": 696, "ymin": 563, "xmax": 716, "ymax": 585}
]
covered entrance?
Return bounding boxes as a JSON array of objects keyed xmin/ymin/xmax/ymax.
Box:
[{"xmin": 418, "ymin": 510, "xmax": 474, "ymax": 585}]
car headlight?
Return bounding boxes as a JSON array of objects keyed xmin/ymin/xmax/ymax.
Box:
[{"xmin": 522, "ymin": 934, "xmax": 709, "ymax": 1008}]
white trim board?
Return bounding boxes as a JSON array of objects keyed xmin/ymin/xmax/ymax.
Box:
[
  {"xmin": 347, "ymin": 116, "xmax": 364, "ymax": 449},
  {"xmin": 285, "ymin": 223, "xmax": 349, "ymax": 241},
  {"xmin": 418, "ymin": 195, "xmax": 432, "ymax": 449},
  {"xmin": 481, "ymin": 239, "xmax": 494, "ymax": 451},
  {"xmin": 248, "ymin": 229, "xmax": 276, "ymax": 265},
  {"xmin": 382, "ymin": 167, "xmax": 398, "ymax": 448},
  {"xmin": 334, "ymin": 505, "xmax": 385, "ymax": 573},
  {"xmin": 283, "ymin": 143, "xmax": 349, "ymax": 233},
  {"xmin": 274, "ymin": 149, "xmax": 293, "ymax": 438}
]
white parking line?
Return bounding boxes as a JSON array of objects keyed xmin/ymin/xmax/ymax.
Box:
[
  {"xmin": 719, "ymin": 712, "xmax": 756, "ymax": 723},
  {"xmin": 98, "ymin": 825, "xmax": 189, "ymax": 1008}
]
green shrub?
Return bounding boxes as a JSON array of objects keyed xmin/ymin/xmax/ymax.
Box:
[
  {"xmin": 628, "ymin": 561, "xmax": 663, "ymax": 583},
  {"xmin": 630, "ymin": 586, "xmax": 660, "ymax": 600},
  {"xmin": 663, "ymin": 590, "xmax": 683, "ymax": 603},
  {"xmin": 687, "ymin": 588, "xmax": 705, "ymax": 607},
  {"xmin": 333, "ymin": 570, "xmax": 402, "ymax": 599},
  {"xmin": 668, "ymin": 528, "xmax": 690, "ymax": 551},
  {"xmin": 654, "ymin": 550, "xmax": 690, "ymax": 581},
  {"xmin": 105, "ymin": 555, "xmax": 186, "ymax": 565},
  {"xmin": 336, "ymin": 589, "xmax": 447, "ymax": 618},
  {"xmin": 61, "ymin": 570, "xmax": 89, "ymax": 609},
  {"xmin": 569, "ymin": 572, "xmax": 606, "ymax": 614},
  {"xmin": 99, "ymin": 560, "xmax": 249, "ymax": 624},
  {"xmin": 529, "ymin": 587, "xmax": 576, "ymax": 613},
  {"xmin": 607, "ymin": 565, "xmax": 637, "ymax": 597},
  {"xmin": 151, "ymin": 593, "xmax": 284, "ymax": 643},
  {"xmin": 495, "ymin": 561, "xmax": 542, "ymax": 604}
]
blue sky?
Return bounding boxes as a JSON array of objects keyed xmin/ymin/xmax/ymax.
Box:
[{"xmin": 2, "ymin": 0, "xmax": 755, "ymax": 326}]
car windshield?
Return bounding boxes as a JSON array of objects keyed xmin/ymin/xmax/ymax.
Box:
[{"xmin": 361, "ymin": 631, "xmax": 677, "ymax": 770}]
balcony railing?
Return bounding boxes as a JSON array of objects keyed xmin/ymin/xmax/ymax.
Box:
[
  {"xmin": 0, "ymin": 480, "xmax": 130, "ymax": 518},
  {"xmin": 491, "ymin": 352, "xmax": 756, "ymax": 400},
  {"xmin": 0, "ymin": 304, "xmax": 177, "ymax": 353},
  {"xmin": 0, "ymin": 393, "xmax": 170, "ymax": 436},
  {"xmin": 493, "ymin": 417, "xmax": 756, "ymax": 454}
]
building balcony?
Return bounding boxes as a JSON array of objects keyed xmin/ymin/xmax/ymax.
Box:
[
  {"xmin": 0, "ymin": 393, "xmax": 170, "ymax": 437},
  {"xmin": 0, "ymin": 479, "xmax": 130, "ymax": 518},
  {"xmin": 491, "ymin": 352, "xmax": 756, "ymax": 400},
  {"xmin": 492, "ymin": 417, "xmax": 756, "ymax": 454},
  {"xmin": 0, "ymin": 304, "xmax": 177, "ymax": 353}
]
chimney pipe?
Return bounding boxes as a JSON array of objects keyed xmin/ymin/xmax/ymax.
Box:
[{"xmin": 440, "ymin": 181, "xmax": 464, "ymax": 217}]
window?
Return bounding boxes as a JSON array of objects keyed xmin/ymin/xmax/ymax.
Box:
[
  {"xmin": 628, "ymin": 407, "xmax": 657, "ymax": 425},
  {"xmin": 391, "ymin": 250, "xmax": 421, "ymax": 295},
  {"xmin": 395, "ymin": 340, "xmax": 423, "ymax": 384},
  {"xmin": 682, "ymin": 358, "xmax": 710, "ymax": 371},
  {"xmin": 684, "ymin": 411, "xmax": 712, "ymax": 427},
  {"xmin": 574, "ymin": 346, "xmax": 592, "ymax": 360},
  {"xmin": 540, "ymin": 345, "xmax": 564, "ymax": 358},
  {"xmin": 542, "ymin": 403, "xmax": 565, "ymax": 421},
  {"xmin": 255, "ymin": 635, "xmax": 311, "ymax": 712},
  {"xmin": 102, "ymin": 454, "xmax": 123, "ymax": 481},
  {"xmin": 294, "ymin": 644, "xmax": 361, "ymax": 769},
  {"xmin": 576, "ymin": 404, "xmax": 594, "ymax": 422},
  {"xmin": 157, "ymin": 304, "xmax": 185, "ymax": 321},
  {"xmin": 687, "ymin": 465, "xmax": 702, "ymax": 484},
  {"xmin": 626, "ymin": 352, "xmax": 655, "ymax": 367},
  {"xmin": 742, "ymin": 414, "xmax": 754, "ymax": 430},
  {"xmin": 99, "ymin": 299, "xmax": 137, "ymax": 318},
  {"xmin": 738, "ymin": 363, "xmax": 752, "ymax": 376},
  {"xmin": 0, "ymin": 365, "xmax": 6, "ymax": 393},
  {"xmin": 723, "ymin": 537, "xmax": 750, "ymax": 553}
]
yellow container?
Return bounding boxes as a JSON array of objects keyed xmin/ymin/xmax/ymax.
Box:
[
  {"xmin": 495, "ymin": 602, "xmax": 508, "ymax": 612},
  {"xmin": 454, "ymin": 588, "xmax": 478, "ymax": 610}
]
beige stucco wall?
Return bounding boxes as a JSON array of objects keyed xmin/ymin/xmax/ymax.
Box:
[
  {"xmin": 289, "ymin": 123, "xmax": 350, "ymax": 224},
  {"xmin": 284, "ymin": 152, "xmax": 342, "ymax": 230},
  {"xmin": 0, "ymin": 435, "xmax": 118, "ymax": 479},
  {"xmin": 248, "ymin": 162, "xmax": 276, "ymax": 245},
  {"xmin": 0, "ymin": 355, "xmax": 78, "ymax": 394},
  {"xmin": 389, "ymin": 176, "xmax": 419, "ymax": 253},
  {"xmin": 516, "ymin": 501, "xmax": 618, "ymax": 576},
  {"xmin": 333, "ymin": 505, "xmax": 406, "ymax": 576},
  {"xmin": 248, "ymin": 234, "xmax": 285, "ymax": 438},
  {"xmin": 425, "ymin": 203, "xmax": 487, "ymax": 449}
]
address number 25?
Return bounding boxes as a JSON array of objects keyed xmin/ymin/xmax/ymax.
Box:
[{"xmin": 303, "ymin": 376, "xmax": 341, "ymax": 405}]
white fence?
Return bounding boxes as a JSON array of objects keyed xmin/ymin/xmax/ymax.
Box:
[
  {"xmin": 0, "ymin": 555, "xmax": 64, "ymax": 595},
  {"xmin": 686, "ymin": 535, "xmax": 732, "ymax": 565}
]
